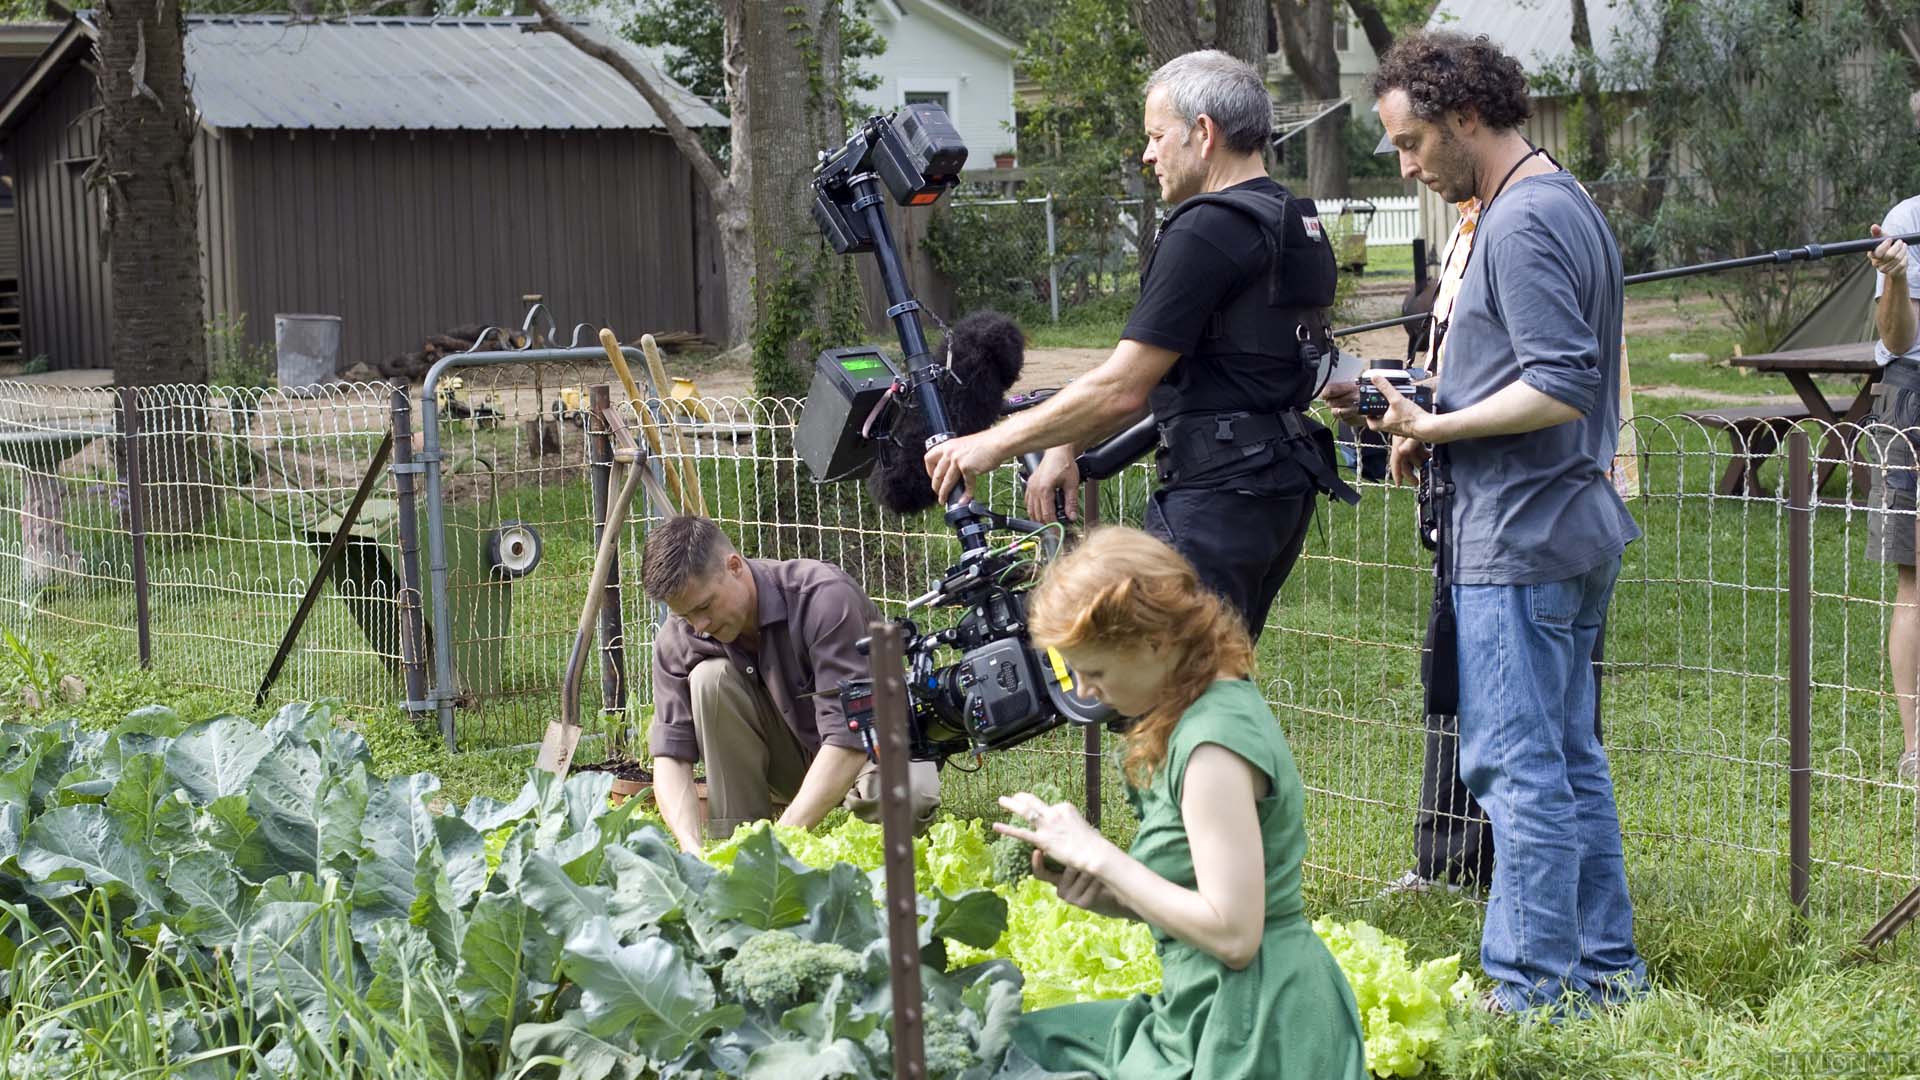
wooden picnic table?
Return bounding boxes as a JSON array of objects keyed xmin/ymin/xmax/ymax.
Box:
[{"xmin": 1729, "ymin": 341, "xmax": 1880, "ymax": 499}]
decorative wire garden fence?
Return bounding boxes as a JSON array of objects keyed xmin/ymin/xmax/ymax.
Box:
[{"xmin": 1, "ymin": 376, "xmax": 1917, "ymax": 943}]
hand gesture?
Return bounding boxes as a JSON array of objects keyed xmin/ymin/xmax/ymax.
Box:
[
  {"xmin": 1362, "ymin": 374, "xmax": 1436, "ymax": 441},
  {"xmin": 994, "ymin": 792, "xmax": 1112, "ymax": 879}
]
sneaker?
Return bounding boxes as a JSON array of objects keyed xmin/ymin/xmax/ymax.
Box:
[
  {"xmin": 1899, "ymin": 749, "xmax": 1919, "ymax": 782},
  {"xmin": 1472, "ymin": 987, "xmax": 1512, "ymax": 1016},
  {"xmin": 1378, "ymin": 869, "xmax": 1465, "ymax": 898}
]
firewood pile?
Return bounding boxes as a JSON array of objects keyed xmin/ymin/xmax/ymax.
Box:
[{"xmin": 378, "ymin": 324, "xmax": 529, "ymax": 381}]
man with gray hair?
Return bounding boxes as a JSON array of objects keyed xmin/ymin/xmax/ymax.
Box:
[
  {"xmin": 925, "ymin": 49, "xmax": 1353, "ymax": 639},
  {"xmin": 642, "ymin": 515, "xmax": 940, "ymax": 851}
]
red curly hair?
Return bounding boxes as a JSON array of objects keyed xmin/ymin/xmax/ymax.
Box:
[{"xmin": 1026, "ymin": 527, "xmax": 1254, "ymax": 785}]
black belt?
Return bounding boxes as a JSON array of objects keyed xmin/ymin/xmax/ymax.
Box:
[{"xmin": 1156, "ymin": 409, "xmax": 1359, "ymax": 504}]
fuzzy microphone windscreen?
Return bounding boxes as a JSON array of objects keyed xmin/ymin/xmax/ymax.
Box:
[{"xmin": 868, "ymin": 311, "xmax": 1026, "ymax": 514}]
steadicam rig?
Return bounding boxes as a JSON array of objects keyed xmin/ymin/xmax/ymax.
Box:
[{"xmin": 797, "ymin": 106, "xmax": 1117, "ymax": 764}]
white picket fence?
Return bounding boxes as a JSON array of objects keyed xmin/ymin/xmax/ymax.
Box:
[{"xmin": 1314, "ymin": 196, "xmax": 1420, "ymax": 247}]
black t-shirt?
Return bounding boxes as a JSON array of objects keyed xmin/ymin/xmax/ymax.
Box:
[{"xmin": 1122, "ymin": 177, "xmax": 1320, "ymax": 418}]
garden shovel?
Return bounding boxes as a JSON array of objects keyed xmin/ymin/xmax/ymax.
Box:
[{"xmin": 535, "ymin": 335, "xmax": 680, "ymax": 778}]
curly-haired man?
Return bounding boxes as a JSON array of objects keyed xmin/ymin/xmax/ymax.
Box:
[{"xmin": 1328, "ymin": 30, "xmax": 1647, "ymax": 1015}]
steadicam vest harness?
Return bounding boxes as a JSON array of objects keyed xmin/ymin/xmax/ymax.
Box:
[{"xmin": 1142, "ymin": 187, "xmax": 1357, "ymax": 503}]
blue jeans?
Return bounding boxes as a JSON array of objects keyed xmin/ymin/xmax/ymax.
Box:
[{"xmin": 1454, "ymin": 560, "xmax": 1647, "ymax": 1013}]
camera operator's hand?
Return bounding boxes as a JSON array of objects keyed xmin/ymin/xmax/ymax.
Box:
[
  {"xmin": 925, "ymin": 431, "xmax": 1006, "ymax": 505},
  {"xmin": 1321, "ymin": 379, "xmax": 1363, "ymax": 426},
  {"xmin": 1024, "ymin": 445, "xmax": 1080, "ymax": 523},
  {"xmin": 1361, "ymin": 373, "xmax": 1439, "ymax": 442},
  {"xmin": 1389, "ymin": 436, "xmax": 1429, "ymax": 486},
  {"xmin": 1870, "ymin": 223, "xmax": 1910, "ymax": 279}
]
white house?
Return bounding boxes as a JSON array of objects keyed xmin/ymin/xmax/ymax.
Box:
[
  {"xmin": 1269, "ymin": 8, "xmax": 1382, "ymax": 107},
  {"xmin": 859, "ymin": 0, "xmax": 1019, "ymax": 165}
]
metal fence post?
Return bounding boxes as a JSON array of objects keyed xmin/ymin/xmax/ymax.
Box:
[
  {"xmin": 117, "ymin": 387, "xmax": 151, "ymax": 669},
  {"xmin": 1081, "ymin": 476, "xmax": 1102, "ymax": 827},
  {"xmin": 589, "ymin": 384, "xmax": 629, "ymax": 745},
  {"xmin": 1045, "ymin": 192, "xmax": 1060, "ymax": 325},
  {"xmin": 390, "ymin": 388, "xmax": 432, "ymax": 716},
  {"xmin": 1788, "ymin": 429, "xmax": 1812, "ymax": 921},
  {"xmin": 869, "ymin": 621, "xmax": 926, "ymax": 1080}
]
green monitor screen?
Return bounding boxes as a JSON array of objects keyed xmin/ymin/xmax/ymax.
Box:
[{"xmin": 839, "ymin": 355, "xmax": 889, "ymax": 376}]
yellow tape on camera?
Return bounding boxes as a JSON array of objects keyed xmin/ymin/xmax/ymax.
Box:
[{"xmin": 1045, "ymin": 646, "xmax": 1074, "ymax": 691}]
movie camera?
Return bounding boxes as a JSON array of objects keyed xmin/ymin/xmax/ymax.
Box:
[{"xmin": 795, "ymin": 106, "xmax": 1124, "ymax": 763}]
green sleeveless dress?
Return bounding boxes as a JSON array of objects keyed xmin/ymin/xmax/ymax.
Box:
[{"xmin": 1011, "ymin": 679, "xmax": 1369, "ymax": 1080}]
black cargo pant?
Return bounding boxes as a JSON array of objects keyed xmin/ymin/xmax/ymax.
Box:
[
  {"xmin": 1142, "ymin": 484, "xmax": 1315, "ymax": 643},
  {"xmin": 1414, "ymin": 629, "xmax": 1609, "ymax": 886}
]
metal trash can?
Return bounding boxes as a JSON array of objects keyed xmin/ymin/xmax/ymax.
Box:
[{"xmin": 275, "ymin": 313, "xmax": 343, "ymax": 391}]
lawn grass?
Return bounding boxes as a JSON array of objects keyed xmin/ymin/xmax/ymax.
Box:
[{"xmin": 4, "ymin": 283, "xmax": 1917, "ymax": 1075}]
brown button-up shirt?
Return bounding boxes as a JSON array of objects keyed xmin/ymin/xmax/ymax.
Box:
[{"xmin": 648, "ymin": 558, "xmax": 881, "ymax": 764}]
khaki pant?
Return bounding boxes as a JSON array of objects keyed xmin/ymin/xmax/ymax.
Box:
[{"xmin": 688, "ymin": 657, "xmax": 940, "ymax": 841}]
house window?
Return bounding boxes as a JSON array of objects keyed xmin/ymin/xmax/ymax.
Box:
[
  {"xmin": 1334, "ymin": 13, "xmax": 1349, "ymax": 53},
  {"xmin": 904, "ymin": 90, "xmax": 951, "ymax": 117}
]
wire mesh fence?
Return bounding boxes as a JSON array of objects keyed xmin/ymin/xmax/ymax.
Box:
[
  {"xmin": 923, "ymin": 194, "xmax": 1148, "ymax": 324},
  {"xmin": 2, "ymin": 375, "xmax": 1916, "ymax": 941}
]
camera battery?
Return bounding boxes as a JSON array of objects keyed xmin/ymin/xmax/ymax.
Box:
[{"xmin": 796, "ymin": 346, "xmax": 902, "ymax": 482}]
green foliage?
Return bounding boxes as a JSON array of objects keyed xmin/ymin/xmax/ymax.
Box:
[
  {"xmin": 1598, "ymin": 0, "xmax": 1920, "ymax": 350},
  {"xmin": 1013, "ymin": 0, "xmax": 1150, "ymax": 202},
  {"xmin": 206, "ymin": 313, "xmax": 274, "ymax": 390},
  {"xmin": 624, "ymin": 0, "xmax": 883, "ymax": 143},
  {"xmin": 0, "ymin": 703, "xmax": 1053, "ymax": 1078},
  {"xmin": 1314, "ymin": 916, "xmax": 1475, "ymax": 1078},
  {"xmin": 0, "ymin": 628, "xmax": 63, "ymax": 699}
]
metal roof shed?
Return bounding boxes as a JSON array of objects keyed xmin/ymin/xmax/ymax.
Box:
[{"xmin": 0, "ymin": 15, "xmax": 731, "ymax": 372}]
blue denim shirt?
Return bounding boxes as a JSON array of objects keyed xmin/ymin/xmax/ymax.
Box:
[{"xmin": 1435, "ymin": 172, "xmax": 1640, "ymax": 585}]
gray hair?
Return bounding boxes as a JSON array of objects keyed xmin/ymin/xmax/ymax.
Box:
[{"xmin": 1144, "ymin": 50, "xmax": 1272, "ymax": 155}]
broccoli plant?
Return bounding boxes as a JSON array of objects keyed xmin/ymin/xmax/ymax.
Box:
[{"xmin": 721, "ymin": 929, "xmax": 864, "ymax": 1009}]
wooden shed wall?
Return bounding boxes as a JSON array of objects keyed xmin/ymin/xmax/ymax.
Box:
[
  {"xmin": 220, "ymin": 128, "xmax": 724, "ymax": 369},
  {"xmin": 7, "ymin": 62, "xmax": 232, "ymax": 372},
  {"xmin": 10, "ymin": 62, "xmax": 109, "ymax": 369}
]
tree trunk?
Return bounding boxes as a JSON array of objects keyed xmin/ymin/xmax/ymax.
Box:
[
  {"xmin": 1135, "ymin": 0, "xmax": 1267, "ymax": 72},
  {"xmin": 95, "ymin": 0, "xmax": 219, "ymax": 535},
  {"xmin": 529, "ymin": 0, "xmax": 753, "ymax": 346},
  {"xmin": 1632, "ymin": 0, "xmax": 1687, "ymax": 266},
  {"xmin": 1132, "ymin": 0, "xmax": 1203, "ymax": 66},
  {"xmin": 742, "ymin": 0, "xmax": 861, "ymax": 400},
  {"xmin": 1214, "ymin": 0, "xmax": 1268, "ymax": 74},
  {"xmin": 1274, "ymin": 0, "xmax": 1347, "ymax": 197},
  {"xmin": 96, "ymin": 0, "xmax": 204, "ymax": 388},
  {"xmin": 1346, "ymin": 0, "xmax": 1394, "ymax": 57},
  {"xmin": 1569, "ymin": 0, "xmax": 1611, "ymax": 180}
]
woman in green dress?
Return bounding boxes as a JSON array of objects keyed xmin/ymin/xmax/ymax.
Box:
[{"xmin": 1001, "ymin": 526, "xmax": 1369, "ymax": 1080}]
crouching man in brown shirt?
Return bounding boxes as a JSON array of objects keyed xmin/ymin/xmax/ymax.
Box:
[{"xmin": 643, "ymin": 515, "xmax": 941, "ymax": 851}]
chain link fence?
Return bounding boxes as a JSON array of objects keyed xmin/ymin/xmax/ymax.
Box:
[{"xmin": 2, "ymin": 377, "xmax": 1917, "ymax": 943}]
